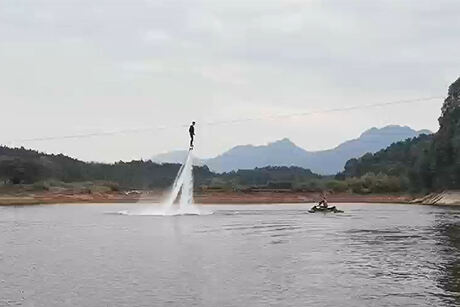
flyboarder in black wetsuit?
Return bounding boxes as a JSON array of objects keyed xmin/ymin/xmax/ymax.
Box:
[{"xmin": 189, "ymin": 121, "xmax": 196, "ymax": 149}]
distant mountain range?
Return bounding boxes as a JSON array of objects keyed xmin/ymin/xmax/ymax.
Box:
[{"xmin": 151, "ymin": 125, "xmax": 432, "ymax": 175}]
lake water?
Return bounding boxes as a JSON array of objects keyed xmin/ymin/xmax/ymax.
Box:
[{"xmin": 1, "ymin": 203, "xmax": 460, "ymax": 307}]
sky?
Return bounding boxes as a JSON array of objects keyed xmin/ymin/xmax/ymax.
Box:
[{"xmin": 1, "ymin": 0, "xmax": 459, "ymax": 162}]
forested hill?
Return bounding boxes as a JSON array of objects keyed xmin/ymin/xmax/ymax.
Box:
[
  {"xmin": 0, "ymin": 146, "xmax": 214, "ymax": 188},
  {"xmin": 337, "ymin": 134, "xmax": 434, "ymax": 191},
  {"xmin": 0, "ymin": 146, "xmax": 321, "ymax": 190},
  {"xmin": 339, "ymin": 77, "xmax": 460, "ymax": 192}
]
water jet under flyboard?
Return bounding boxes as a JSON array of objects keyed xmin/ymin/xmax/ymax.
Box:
[{"xmin": 122, "ymin": 149, "xmax": 211, "ymax": 216}]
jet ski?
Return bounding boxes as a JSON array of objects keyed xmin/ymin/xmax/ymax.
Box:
[{"xmin": 309, "ymin": 205, "xmax": 343, "ymax": 213}]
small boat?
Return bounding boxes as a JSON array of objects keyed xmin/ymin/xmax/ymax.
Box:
[{"xmin": 308, "ymin": 205, "xmax": 344, "ymax": 213}]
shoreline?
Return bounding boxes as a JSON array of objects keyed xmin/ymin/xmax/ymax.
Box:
[
  {"xmin": 1, "ymin": 190, "xmax": 459, "ymax": 206},
  {"xmin": 0, "ymin": 191, "xmax": 416, "ymax": 206}
]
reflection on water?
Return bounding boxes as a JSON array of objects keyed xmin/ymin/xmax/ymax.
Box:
[
  {"xmin": 1, "ymin": 203, "xmax": 460, "ymax": 306},
  {"xmin": 434, "ymin": 214, "xmax": 460, "ymax": 305}
]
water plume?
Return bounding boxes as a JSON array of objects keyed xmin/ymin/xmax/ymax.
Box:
[{"xmin": 122, "ymin": 150, "xmax": 210, "ymax": 216}]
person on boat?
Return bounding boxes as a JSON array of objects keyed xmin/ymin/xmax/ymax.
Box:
[
  {"xmin": 189, "ymin": 121, "xmax": 196, "ymax": 148},
  {"xmin": 318, "ymin": 194, "xmax": 328, "ymax": 208}
]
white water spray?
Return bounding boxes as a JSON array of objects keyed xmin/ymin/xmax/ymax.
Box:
[
  {"xmin": 161, "ymin": 150, "xmax": 199, "ymax": 215},
  {"xmin": 122, "ymin": 150, "xmax": 208, "ymax": 216}
]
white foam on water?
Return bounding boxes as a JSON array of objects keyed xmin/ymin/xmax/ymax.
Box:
[
  {"xmin": 119, "ymin": 206, "xmax": 213, "ymax": 216},
  {"xmin": 121, "ymin": 150, "xmax": 212, "ymax": 216}
]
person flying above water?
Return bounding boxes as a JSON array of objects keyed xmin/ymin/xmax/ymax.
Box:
[{"xmin": 189, "ymin": 121, "xmax": 196, "ymax": 149}]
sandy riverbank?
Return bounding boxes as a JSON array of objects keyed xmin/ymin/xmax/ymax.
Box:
[
  {"xmin": 411, "ymin": 191, "xmax": 460, "ymax": 206},
  {"xmin": 0, "ymin": 190, "xmax": 416, "ymax": 206}
]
